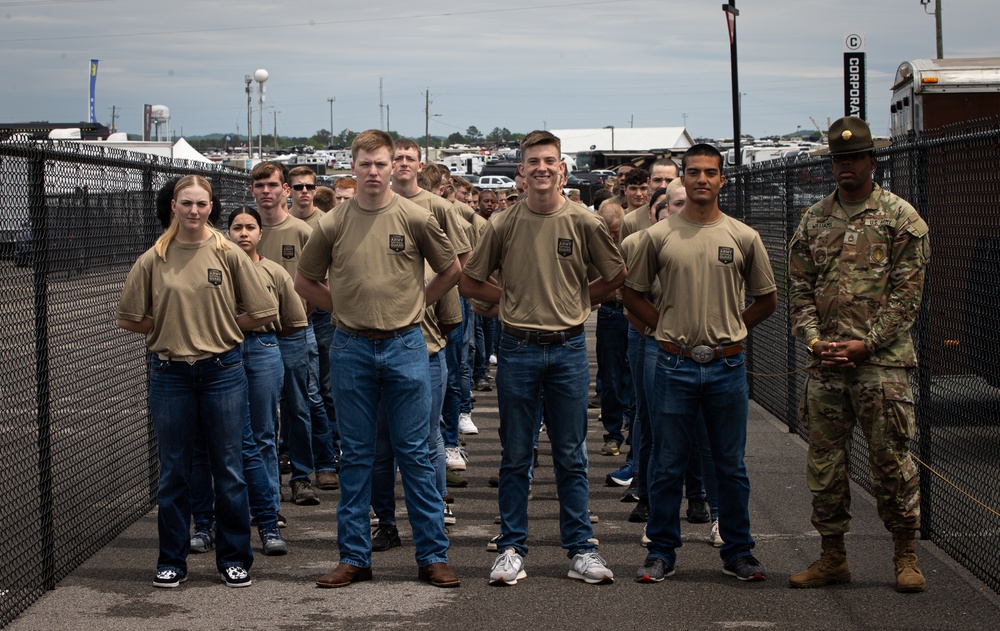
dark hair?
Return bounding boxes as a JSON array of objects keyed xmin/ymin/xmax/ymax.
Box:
[
  {"xmin": 590, "ymin": 188, "xmax": 613, "ymax": 210},
  {"xmin": 227, "ymin": 206, "xmax": 262, "ymax": 230},
  {"xmin": 648, "ymin": 186, "xmax": 668, "ymax": 211},
  {"xmin": 155, "ymin": 176, "xmax": 222, "ymax": 230},
  {"xmin": 681, "ymin": 143, "xmax": 724, "ymax": 171},
  {"xmin": 623, "ymin": 167, "xmax": 650, "ymax": 188}
]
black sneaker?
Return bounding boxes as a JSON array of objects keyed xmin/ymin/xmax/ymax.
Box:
[
  {"xmin": 260, "ymin": 527, "xmax": 288, "ymax": 556},
  {"xmin": 291, "ymin": 479, "xmax": 320, "ymax": 506},
  {"xmin": 723, "ymin": 554, "xmax": 766, "ymax": 581},
  {"xmin": 279, "ymin": 454, "xmax": 292, "ymax": 475},
  {"xmin": 620, "ymin": 486, "xmax": 640, "ymax": 503},
  {"xmin": 372, "ymin": 524, "xmax": 401, "ymax": 552},
  {"xmin": 221, "ymin": 564, "xmax": 252, "ymax": 588},
  {"xmin": 686, "ymin": 498, "xmax": 710, "ymax": 524},
  {"xmin": 635, "ymin": 557, "xmax": 675, "ymax": 583},
  {"xmin": 628, "ymin": 498, "xmax": 649, "ymax": 523},
  {"xmin": 190, "ymin": 525, "xmax": 215, "ymax": 553},
  {"xmin": 153, "ymin": 568, "xmax": 187, "ymax": 588}
]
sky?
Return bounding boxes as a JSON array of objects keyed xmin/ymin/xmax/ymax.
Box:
[{"xmin": 1, "ymin": 0, "xmax": 995, "ymax": 142}]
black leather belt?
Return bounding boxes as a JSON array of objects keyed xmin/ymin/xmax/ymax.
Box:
[
  {"xmin": 336, "ymin": 322, "xmax": 419, "ymax": 340},
  {"xmin": 658, "ymin": 341, "xmax": 744, "ymax": 363},
  {"xmin": 502, "ymin": 324, "xmax": 585, "ymax": 344},
  {"xmin": 601, "ymin": 300, "xmax": 624, "ymax": 311}
]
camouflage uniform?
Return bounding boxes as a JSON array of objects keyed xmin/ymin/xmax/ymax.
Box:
[{"xmin": 788, "ymin": 183, "xmax": 929, "ymax": 536}]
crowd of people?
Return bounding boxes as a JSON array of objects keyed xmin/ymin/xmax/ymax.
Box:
[{"xmin": 116, "ymin": 116, "xmax": 928, "ymax": 593}]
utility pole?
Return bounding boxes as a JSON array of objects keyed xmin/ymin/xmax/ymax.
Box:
[
  {"xmin": 722, "ymin": 0, "xmax": 742, "ymax": 166},
  {"xmin": 630, "ymin": 114, "xmax": 634, "ymax": 128},
  {"xmin": 379, "ymin": 78, "xmax": 385, "ymax": 131},
  {"xmin": 245, "ymin": 75, "xmax": 253, "ymax": 156},
  {"xmin": 273, "ymin": 110, "xmax": 278, "ymax": 152},
  {"xmin": 109, "ymin": 105, "xmax": 118, "ymax": 133},
  {"xmin": 386, "ymin": 104, "xmax": 390, "ymax": 133},
  {"xmin": 424, "ymin": 89, "xmax": 430, "ymax": 163},
  {"xmin": 327, "ymin": 97, "xmax": 335, "ymax": 147},
  {"xmin": 921, "ymin": 0, "xmax": 944, "ymax": 58}
]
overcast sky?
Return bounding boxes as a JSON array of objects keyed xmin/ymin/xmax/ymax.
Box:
[{"xmin": 1, "ymin": 0, "xmax": 994, "ymax": 142}]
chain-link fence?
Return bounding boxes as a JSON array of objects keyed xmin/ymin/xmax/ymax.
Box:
[
  {"xmin": 726, "ymin": 117, "xmax": 1000, "ymax": 593},
  {"xmin": 0, "ymin": 140, "xmax": 251, "ymax": 626}
]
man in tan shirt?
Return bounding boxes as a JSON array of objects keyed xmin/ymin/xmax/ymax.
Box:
[
  {"xmin": 296, "ymin": 129, "xmax": 462, "ymax": 590},
  {"xmin": 461, "ymin": 130, "xmax": 625, "ymax": 587}
]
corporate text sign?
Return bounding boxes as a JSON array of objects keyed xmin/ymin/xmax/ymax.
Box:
[{"xmin": 844, "ymin": 33, "xmax": 867, "ymax": 120}]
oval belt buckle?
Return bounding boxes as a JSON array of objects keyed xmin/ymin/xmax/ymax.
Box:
[{"xmin": 691, "ymin": 345, "xmax": 714, "ymax": 364}]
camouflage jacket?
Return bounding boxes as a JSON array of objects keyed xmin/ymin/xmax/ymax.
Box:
[{"xmin": 788, "ymin": 184, "xmax": 929, "ymax": 367}]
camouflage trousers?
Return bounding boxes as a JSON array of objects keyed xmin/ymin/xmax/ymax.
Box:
[{"xmin": 800, "ymin": 365, "xmax": 920, "ymax": 535}]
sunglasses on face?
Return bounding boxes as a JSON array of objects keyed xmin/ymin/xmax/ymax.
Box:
[{"xmin": 291, "ymin": 184, "xmax": 317, "ymax": 191}]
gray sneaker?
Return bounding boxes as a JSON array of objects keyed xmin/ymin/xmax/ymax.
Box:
[
  {"xmin": 489, "ymin": 547, "xmax": 526, "ymax": 586},
  {"xmin": 260, "ymin": 527, "xmax": 288, "ymax": 556},
  {"xmin": 190, "ymin": 526, "xmax": 215, "ymax": 553},
  {"xmin": 723, "ymin": 554, "xmax": 766, "ymax": 581},
  {"xmin": 635, "ymin": 556, "xmax": 674, "ymax": 583},
  {"xmin": 568, "ymin": 551, "xmax": 614, "ymax": 584}
]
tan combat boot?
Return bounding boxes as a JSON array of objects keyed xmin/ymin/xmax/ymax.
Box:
[
  {"xmin": 788, "ymin": 534, "xmax": 851, "ymax": 588},
  {"xmin": 892, "ymin": 530, "xmax": 926, "ymax": 593}
]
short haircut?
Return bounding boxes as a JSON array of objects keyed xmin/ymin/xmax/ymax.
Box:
[
  {"xmin": 590, "ymin": 188, "xmax": 613, "ymax": 210},
  {"xmin": 418, "ymin": 165, "xmax": 442, "ymax": 192},
  {"xmin": 351, "ymin": 129, "xmax": 394, "ymax": 159},
  {"xmin": 623, "ymin": 168, "xmax": 650, "ymax": 188},
  {"xmin": 394, "ymin": 137, "xmax": 421, "ymax": 155},
  {"xmin": 452, "ymin": 175, "xmax": 471, "ymax": 191},
  {"xmin": 520, "ymin": 130, "xmax": 561, "ymax": 158},
  {"xmin": 251, "ymin": 161, "xmax": 286, "ymax": 183},
  {"xmin": 442, "ymin": 184, "xmax": 456, "ymax": 198},
  {"xmin": 313, "ymin": 186, "xmax": 335, "ymax": 211},
  {"xmin": 651, "ymin": 157, "xmax": 679, "ymax": 175},
  {"xmin": 682, "ymin": 143, "xmax": 724, "ymax": 171},
  {"xmin": 334, "ymin": 177, "xmax": 357, "ymax": 192},
  {"xmin": 479, "ymin": 188, "xmax": 497, "ymax": 201},
  {"xmin": 598, "ymin": 202, "xmax": 624, "ymax": 227},
  {"xmin": 287, "ymin": 166, "xmax": 317, "ymax": 182}
]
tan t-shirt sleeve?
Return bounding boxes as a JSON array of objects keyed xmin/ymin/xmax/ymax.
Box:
[
  {"xmin": 587, "ymin": 221, "xmax": 626, "ymax": 282},
  {"xmin": 117, "ymin": 251, "xmax": 154, "ymax": 322},
  {"xmin": 271, "ymin": 263, "xmax": 309, "ymax": 330},
  {"xmin": 462, "ymin": 221, "xmax": 499, "ymax": 283},
  {"xmin": 745, "ymin": 233, "xmax": 777, "ymax": 296},
  {"xmin": 623, "ymin": 229, "xmax": 656, "ymax": 293},
  {"xmin": 297, "ymin": 221, "xmax": 334, "ymax": 282},
  {"xmin": 231, "ymin": 249, "xmax": 278, "ymax": 320},
  {"xmin": 421, "ymin": 213, "xmax": 459, "ymax": 274}
]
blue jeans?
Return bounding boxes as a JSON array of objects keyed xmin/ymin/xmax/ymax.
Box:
[
  {"xmin": 372, "ymin": 351, "xmax": 448, "ymax": 523},
  {"xmin": 645, "ymin": 345, "xmax": 754, "ymax": 566},
  {"xmin": 472, "ymin": 314, "xmax": 489, "ymax": 382},
  {"xmin": 629, "ymin": 327, "xmax": 652, "ymax": 498},
  {"xmin": 192, "ymin": 332, "xmax": 283, "ymax": 531},
  {"xmin": 311, "ymin": 309, "xmax": 341, "ymax": 463},
  {"xmin": 495, "ymin": 330, "xmax": 594, "ymax": 558},
  {"xmin": 596, "ymin": 304, "xmax": 634, "ymax": 445},
  {"xmin": 306, "ymin": 324, "xmax": 338, "ymax": 473},
  {"xmin": 460, "ymin": 297, "xmax": 474, "ymax": 415},
  {"xmin": 442, "ymin": 324, "xmax": 464, "ymax": 447},
  {"xmin": 149, "ymin": 347, "xmax": 252, "ymax": 574},
  {"xmin": 330, "ymin": 326, "xmax": 449, "ymax": 568},
  {"xmin": 277, "ymin": 330, "xmax": 313, "ymax": 482}
]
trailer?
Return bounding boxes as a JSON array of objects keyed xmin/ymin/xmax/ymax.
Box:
[{"xmin": 889, "ymin": 58, "xmax": 1000, "ymax": 136}]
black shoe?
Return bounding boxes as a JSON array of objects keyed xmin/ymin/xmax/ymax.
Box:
[
  {"xmin": 279, "ymin": 454, "xmax": 292, "ymax": 475},
  {"xmin": 686, "ymin": 498, "xmax": 710, "ymax": 524},
  {"xmin": 291, "ymin": 479, "xmax": 320, "ymax": 506},
  {"xmin": 629, "ymin": 499, "xmax": 649, "ymax": 523},
  {"xmin": 372, "ymin": 524, "xmax": 401, "ymax": 551},
  {"xmin": 620, "ymin": 485, "xmax": 640, "ymax": 503},
  {"xmin": 533, "ymin": 447, "xmax": 539, "ymax": 469},
  {"xmin": 473, "ymin": 378, "xmax": 493, "ymax": 392}
]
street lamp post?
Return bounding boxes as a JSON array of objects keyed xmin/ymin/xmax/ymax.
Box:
[
  {"xmin": 327, "ymin": 97, "xmax": 335, "ymax": 147},
  {"xmin": 722, "ymin": 0, "xmax": 742, "ymax": 166},
  {"xmin": 254, "ymin": 68, "xmax": 268, "ymax": 158},
  {"xmin": 245, "ymin": 75, "xmax": 252, "ymax": 155}
]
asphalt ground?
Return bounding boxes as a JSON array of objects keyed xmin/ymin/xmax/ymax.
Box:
[{"xmin": 8, "ymin": 315, "xmax": 1000, "ymax": 631}]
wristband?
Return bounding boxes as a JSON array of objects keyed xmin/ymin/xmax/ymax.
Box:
[{"xmin": 807, "ymin": 337, "xmax": 820, "ymax": 354}]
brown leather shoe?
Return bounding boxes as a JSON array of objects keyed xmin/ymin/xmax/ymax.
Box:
[
  {"xmin": 316, "ymin": 563, "xmax": 373, "ymax": 588},
  {"xmin": 418, "ymin": 562, "xmax": 461, "ymax": 588},
  {"xmin": 316, "ymin": 470, "xmax": 339, "ymax": 490}
]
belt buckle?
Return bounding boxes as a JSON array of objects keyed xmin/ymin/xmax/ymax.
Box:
[{"xmin": 690, "ymin": 345, "xmax": 714, "ymax": 364}]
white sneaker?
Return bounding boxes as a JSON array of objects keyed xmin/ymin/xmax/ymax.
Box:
[
  {"xmin": 458, "ymin": 412, "xmax": 478, "ymax": 435},
  {"xmin": 489, "ymin": 354, "xmax": 497, "ymax": 365},
  {"xmin": 568, "ymin": 551, "xmax": 614, "ymax": 584},
  {"xmin": 486, "ymin": 533, "xmax": 502, "ymax": 552},
  {"xmin": 641, "ymin": 525, "xmax": 650, "ymax": 548},
  {"xmin": 445, "ymin": 446, "xmax": 466, "ymax": 470},
  {"xmin": 490, "ymin": 547, "xmax": 526, "ymax": 586},
  {"xmin": 443, "ymin": 503, "xmax": 456, "ymax": 526},
  {"xmin": 710, "ymin": 520, "xmax": 723, "ymax": 547}
]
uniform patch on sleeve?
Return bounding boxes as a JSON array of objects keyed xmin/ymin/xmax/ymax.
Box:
[
  {"xmin": 389, "ymin": 234, "xmax": 405, "ymax": 252},
  {"xmin": 869, "ymin": 243, "xmax": 887, "ymax": 264},
  {"xmin": 282, "ymin": 245, "xmax": 296, "ymax": 260},
  {"xmin": 207, "ymin": 269, "xmax": 223, "ymax": 286},
  {"xmin": 718, "ymin": 246, "xmax": 734, "ymax": 264},
  {"xmin": 557, "ymin": 238, "xmax": 574, "ymax": 257}
]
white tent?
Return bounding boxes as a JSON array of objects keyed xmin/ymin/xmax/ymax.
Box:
[
  {"xmin": 171, "ymin": 137, "xmax": 212, "ymax": 163},
  {"xmin": 549, "ymin": 127, "xmax": 694, "ymax": 154}
]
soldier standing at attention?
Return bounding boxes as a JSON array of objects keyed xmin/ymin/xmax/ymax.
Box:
[{"xmin": 788, "ymin": 116, "xmax": 929, "ymax": 593}]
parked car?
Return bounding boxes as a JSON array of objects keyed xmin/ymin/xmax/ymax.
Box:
[
  {"xmin": 333, "ymin": 160, "xmax": 351, "ymax": 170},
  {"xmin": 477, "ymin": 175, "xmax": 515, "ymax": 189},
  {"xmin": 569, "ymin": 171, "xmax": 608, "ymax": 187}
]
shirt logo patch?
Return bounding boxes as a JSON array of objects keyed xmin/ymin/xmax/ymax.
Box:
[
  {"xmin": 718, "ymin": 246, "xmax": 734, "ymax": 264},
  {"xmin": 557, "ymin": 238, "xmax": 574, "ymax": 257},
  {"xmin": 282, "ymin": 245, "xmax": 295, "ymax": 260},
  {"xmin": 870, "ymin": 243, "xmax": 887, "ymax": 265},
  {"xmin": 207, "ymin": 269, "xmax": 223, "ymax": 286},
  {"xmin": 389, "ymin": 234, "xmax": 405, "ymax": 252}
]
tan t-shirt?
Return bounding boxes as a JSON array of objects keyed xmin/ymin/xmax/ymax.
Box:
[
  {"xmin": 258, "ymin": 213, "xmax": 313, "ymax": 310},
  {"xmin": 421, "ymin": 262, "xmax": 463, "ymax": 355},
  {"xmin": 297, "ymin": 194, "xmax": 456, "ymax": 331},
  {"xmin": 620, "ymin": 231, "xmax": 658, "ymax": 337},
  {"xmin": 252, "ymin": 257, "xmax": 309, "ymax": 334},
  {"xmin": 405, "ymin": 189, "xmax": 473, "ymax": 256},
  {"xmin": 464, "ymin": 199, "xmax": 625, "ymax": 330},
  {"xmin": 296, "ymin": 208, "xmax": 325, "ymax": 232},
  {"xmin": 625, "ymin": 212, "xmax": 776, "ymax": 345},
  {"xmin": 117, "ymin": 237, "xmax": 278, "ymax": 356},
  {"xmin": 451, "ymin": 200, "xmax": 488, "ymax": 250},
  {"xmin": 620, "ymin": 204, "xmax": 652, "ymax": 242}
]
